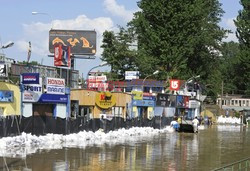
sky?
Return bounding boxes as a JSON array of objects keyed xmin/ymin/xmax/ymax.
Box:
[{"xmin": 0, "ymin": 0, "xmax": 242, "ymax": 79}]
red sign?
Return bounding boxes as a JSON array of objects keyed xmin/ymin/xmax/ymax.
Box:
[
  {"xmin": 169, "ymin": 79, "xmax": 180, "ymax": 91},
  {"xmin": 54, "ymin": 44, "xmax": 71, "ymax": 67}
]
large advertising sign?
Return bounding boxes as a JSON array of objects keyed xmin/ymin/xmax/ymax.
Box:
[
  {"xmin": 169, "ymin": 79, "xmax": 181, "ymax": 91},
  {"xmin": 22, "ymin": 73, "xmax": 40, "ymax": 84},
  {"xmin": 0, "ymin": 90, "xmax": 13, "ymax": 102},
  {"xmin": 125, "ymin": 71, "xmax": 139, "ymax": 80},
  {"xmin": 46, "ymin": 77, "xmax": 65, "ymax": 95},
  {"xmin": 22, "ymin": 77, "xmax": 43, "ymax": 102},
  {"xmin": 54, "ymin": 44, "xmax": 71, "ymax": 67},
  {"xmin": 49, "ymin": 29, "xmax": 96, "ymax": 55},
  {"xmin": 0, "ymin": 63, "xmax": 7, "ymax": 77},
  {"xmin": 176, "ymin": 95, "xmax": 189, "ymax": 108},
  {"xmin": 95, "ymin": 92, "xmax": 116, "ymax": 109},
  {"xmin": 156, "ymin": 94, "xmax": 176, "ymax": 107}
]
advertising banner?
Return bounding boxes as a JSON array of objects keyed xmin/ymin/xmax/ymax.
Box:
[
  {"xmin": 176, "ymin": 95, "xmax": 189, "ymax": 108},
  {"xmin": 88, "ymin": 75, "xmax": 107, "ymax": 82},
  {"xmin": 22, "ymin": 77, "xmax": 42, "ymax": 102},
  {"xmin": 156, "ymin": 94, "xmax": 176, "ymax": 107},
  {"xmin": 125, "ymin": 71, "xmax": 139, "ymax": 80},
  {"xmin": 0, "ymin": 90, "xmax": 13, "ymax": 102},
  {"xmin": 38, "ymin": 94, "xmax": 68, "ymax": 103},
  {"xmin": 46, "ymin": 77, "xmax": 65, "ymax": 95},
  {"xmin": 54, "ymin": 44, "xmax": 71, "ymax": 67},
  {"xmin": 0, "ymin": 63, "xmax": 7, "ymax": 77},
  {"xmin": 22, "ymin": 73, "xmax": 40, "ymax": 84},
  {"xmin": 49, "ymin": 29, "xmax": 96, "ymax": 55}
]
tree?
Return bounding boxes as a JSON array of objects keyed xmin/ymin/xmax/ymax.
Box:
[
  {"xmin": 101, "ymin": 28, "xmax": 137, "ymax": 80},
  {"xmin": 128, "ymin": 0, "xmax": 226, "ymax": 96},
  {"xmin": 234, "ymin": 0, "xmax": 250, "ymax": 95}
]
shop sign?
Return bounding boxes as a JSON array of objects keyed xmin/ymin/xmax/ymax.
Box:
[
  {"xmin": 125, "ymin": 71, "xmax": 139, "ymax": 80},
  {"xmin": 0, "ymin": 63, "xmax": 7, "ymax": 77},
  {"xmin": 156, "ymin": 94, "xmax": 176, "ymax": 107},
  {"xmin": 132, "ymin": 100, "xmax": 155, "ymax": 107},
  {"xmin": 0, "ymin": 90, "xmax": 13, "ymax": 102},
  {"xmin": 132, "ymin": 91, "xmax": 143, "ymax": 100},
  {"xmin": 189, "ymin": 100, "xmax": 199, "ymax": 108},
  {"xmin": 95, "ymin": 92, "xmax": 116, "ymax": 109},
  {"xmin": 143, "ymin": 92, "xmax": 155, "ymax": 100},
  {"xmin": 88, "ymin": 75, "xmax": 107, "ymax": 82},
  {"xmin": 46, "ymin": 77, "xmax": 65, "ymax": 95},
  {"xmin": 22, "ymin": 78, "xmax": 42, "ymax": 102},
  {"xmin": 22, "ymin": 73, "xmax": 39, "ymax": 84},
  {"xmin": 169, "ymin": 79, "xmax": 181, "ymax": 91},
  {"xmin": 38, "ymin": 94, "xmax": 68, "ymax": 103}
]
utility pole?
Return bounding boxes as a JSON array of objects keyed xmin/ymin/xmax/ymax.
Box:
[{"xmin": 221, "ymin": 81, "xmax": 224, "ymax": 115}]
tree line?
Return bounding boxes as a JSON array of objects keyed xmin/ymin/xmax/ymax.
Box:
[{"xmin": 101, "ymin": 0, "xmax": 250, "ymax": 100}]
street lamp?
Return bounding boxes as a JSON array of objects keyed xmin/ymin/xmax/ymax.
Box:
[
  {"xmin": 142, "ymin": 70, "xmax": 159, "ymax": 92},
  {"xmin": 1, "ymin": 42, "xmax": 14, "ymax": 49},
  {"xmin": 32, "ymin": 11, "xmax": 53, "ymax": 29}
]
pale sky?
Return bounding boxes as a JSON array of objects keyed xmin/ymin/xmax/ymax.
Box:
[{"xmin": 0, "ymin": 0, "xmax": 242, "ymax": 78}]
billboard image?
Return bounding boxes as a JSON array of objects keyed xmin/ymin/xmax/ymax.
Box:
[
  {"xmin": 0, "ymin": 90, "xmax": 13, "ymax": 102},
  {"xmin": 49, "ymin": 29, "xmax": 96, "ymax": 55},
  {"xmin": 54, "ymin": 44, "xmax": 71, "ymax": 67}
]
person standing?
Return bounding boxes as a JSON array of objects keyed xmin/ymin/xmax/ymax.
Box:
[
  {"xmin": 192, "ymin": 116, "xmax": 199, "ymax": 133},
  {"xmin": 170, "ymin": 116, "xmax": 180, "ymax": 131}
]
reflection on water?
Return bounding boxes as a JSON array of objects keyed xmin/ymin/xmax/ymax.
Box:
[{"xmin": 0, "ymin": 125, "xmax": 249, "ymax": 171}]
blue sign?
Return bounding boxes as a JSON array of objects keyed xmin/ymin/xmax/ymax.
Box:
[
  {"xmin": 22, "ymin": 73, "xmax": 39, "ymax": 84},
  {"xmin": 39, "ymin": 94, "xmax": 68, "ymax": 103},
  {"xmin": 132, "ymin": 100, "xmax": 155, "ymax": 107}
]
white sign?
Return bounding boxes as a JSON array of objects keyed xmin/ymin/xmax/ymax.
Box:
[
  {"xmin": 88, "ymin": 76, "xmax": 107, "ymax": 82},
  {"xmin": 23, "ymin": 78, "xmax": 42, "ymax": 102},
  {"xmin": 189, "ymin": 100, "xmax": 200, "ymax": 108},
  {"xmin": 125, "ymin": 71, "xmax": 139, "ymax": 80},
  {"xmin": 0, "ymin": 64, "xmax": 7, "ymax": 77},
  {"xmin": 46, "ymin": 77, "xmax": 65, "ymax": 95}
]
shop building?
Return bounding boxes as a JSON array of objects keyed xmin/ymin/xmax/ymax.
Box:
[
  {"xmin": 20, "ymin": 73, "xmax": 70, "ymax": 135},
  {"xmin": 70, "ymin": 89, "xmax": 132, "ymax": 131}
]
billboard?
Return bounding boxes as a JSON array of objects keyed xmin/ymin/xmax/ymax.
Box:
[
  {"xmin": 54, "ymin": 44, "xmax": 71, "ymax": 67},
  {"xmin": 156, "ymin": 94, "xmax": 176, "ymax": 107},
  {"xmin": 0, "ymin": 90, "xmax": 13, "ymax": 102},
  {"xmin": 0, "ymin": 63, "xmax": 7, "ymax": 77},
  {"xmin": 49, "ymin": 29, "xmax": 96, "ymax": 55},
  {"xmin": 176, "ymin": 95, "xmax": 189, "ymax": 108},
  {"xmin": 125, "ymin": 71, "xmax": 139, "ymax": 80},
  {"xmin": 22, "ymin": 73, "xmax": 40, "ymax": 84},
  {"xmin": 46, "ymin": 77, "xmax": 65, "ymax": 95}
]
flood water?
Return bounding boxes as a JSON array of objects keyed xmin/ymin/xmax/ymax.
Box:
[{"xmin": 0, "ymin": 125, "xmax": 249, "ymax": 171}]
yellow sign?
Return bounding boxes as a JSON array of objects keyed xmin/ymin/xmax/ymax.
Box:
[
  {"xmin": 95, "ymin": 92, "xmax": 116, "ymax": 109},
  {"xmin": 132, "ymin": 91, "xmax": 143, "ymax": 100}
]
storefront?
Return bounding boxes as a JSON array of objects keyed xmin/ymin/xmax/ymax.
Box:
[
  {"xmin": 70, "ymin": 89, "xmax": 132, "ymax": 131},
  {"xmin": 20, "ymin": 73, "xmax": 70, "ymax": 135}
]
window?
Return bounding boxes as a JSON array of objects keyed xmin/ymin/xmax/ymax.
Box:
[
  {"xmin": 246, "ymin": 100, "xmax": 249, "ymax": 107},
  {"xmin": 112, "ymin": 107, "xmax": 123, "ymax": 117},
  {"xmin": 231, "ymin": 100, "xmax": 234, "ymax": 106},
  {"xmin": 235, "ymin": 100, "xmax": 238, "ymax": 106}
]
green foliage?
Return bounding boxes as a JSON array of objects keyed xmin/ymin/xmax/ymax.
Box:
[
  {"xmin": 129, "ymin": 0, "xmax": 226, "ymax": 95},
  {"xmin": 234, "ymin": 0, "xmax": 250, "ymax": 95},
  {"xmin": 18, "ymin": 61, "xmax": 40, "ymax": 65},
  {"xmin": 101, "ymin": 28, "xmax": 137, "ymax": 80}
]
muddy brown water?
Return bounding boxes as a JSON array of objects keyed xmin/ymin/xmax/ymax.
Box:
[{"xmin": 0, "ymin": 125, "xmax": 249, "ymax": 171}]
